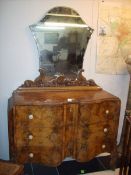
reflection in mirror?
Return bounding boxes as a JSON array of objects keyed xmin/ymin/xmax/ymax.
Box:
[{"xmin": 30, "ymin": 7, "xmax": 93, "ymax": 77}]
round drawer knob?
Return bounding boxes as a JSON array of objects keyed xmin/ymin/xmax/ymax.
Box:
[
  {"xmin": 28, "ymin": 135, "xmax": 33, "ymax": 140},
  {"xmin": 105, "ymin": 110, "xmax": 109, "ymax": 114},
  {"xmin": 28, "ymin": 114, "xmax": 33, "ymax": 120},
  {"xmin": 29, "ymin": 153, "xmax": 34, "ymax": 158},
  {"xmin": 67, "ymin": 98, "xmax": 73, "ymax": 102},
  {"xmin": 102, "ymin": 144, "xmax": 106, "ymax": 149},
  {"xmin": 104, "ymin": 128, "xmax": 108, "ymax": 133}
]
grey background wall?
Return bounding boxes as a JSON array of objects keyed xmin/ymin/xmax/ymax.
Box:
[{"xmin": 0, "ymin": 0, "xmax": 129, "ymax": 160}]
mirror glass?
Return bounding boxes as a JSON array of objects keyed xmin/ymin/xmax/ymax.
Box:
[{"xmin": 30, "ymin": 7, "xmax": 93, "ymax": 77}]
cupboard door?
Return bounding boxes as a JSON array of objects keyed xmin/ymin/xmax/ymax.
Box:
[{"xmin": 14, "ymin": 105, "xmax": 64, "ymax": 166}]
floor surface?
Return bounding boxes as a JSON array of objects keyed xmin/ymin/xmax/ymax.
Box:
[{"xmin": 24, "ymin": 156, "xmax": 120, "ymax": 175}]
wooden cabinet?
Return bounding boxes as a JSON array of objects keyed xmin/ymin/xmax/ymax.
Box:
[{"xmin": 8, "ymin": 87, "xmax": 120, "ymax": 167}]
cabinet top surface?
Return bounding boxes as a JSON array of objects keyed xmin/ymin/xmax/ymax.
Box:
[{"xmin": 10, "ymin": 86, "xmax": 120, "ymax": 106}]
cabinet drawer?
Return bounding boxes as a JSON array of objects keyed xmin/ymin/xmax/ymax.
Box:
[
  {"xmin": 76, "ymin": 135, "xmax": 114, "ymax": 162},
  {"xmin": 77, "ymin": 120, "xmax": 118, "ymax": 139},
  {"xmin": 79, "ymin": 100, "xmax": 120, "ymax": 125},
  {"xmin": 14, "ymin": 126, "xmax": 64, "ymax": 148},
  {"xmin": 15, "ymin": 105, "xmax": 64, "ymax": 128},
  {"xmin": 15, "ymin": 146, "xmax": 62, "ymax": 166}
]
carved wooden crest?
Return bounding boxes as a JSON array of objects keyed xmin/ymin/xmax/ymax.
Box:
[{"xmin": 21, "ymin": 69, "xmax": 98, "ymax": 87}]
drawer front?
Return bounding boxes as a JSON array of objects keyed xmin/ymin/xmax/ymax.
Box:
[
  {"xmin": 77, "ymin": 120, "xmax": 118, "ymax": 139},
  {"xmin": 75, "ymin": 120, "xmax": 118, "ymax": 162},
  {"xmin": 76, "ymin": 133, "xmax": 114, "ymax": 162},
  {"xmin": 15, "ymin": 126, "xmax": 63, "ymax": 147},
  {"xmin": 15, "ymin": 146, "xmax": 62, "ymax": 166},
  {"xmin": 79, "ymin": 100, "xmax": 120, "ymax": 125},
  {"xmin": 15, "ymin": 105, "xmax": 64, "ymax": 128}
]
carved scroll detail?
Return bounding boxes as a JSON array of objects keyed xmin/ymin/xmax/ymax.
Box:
[{"xmin": 21, "ymin": 69, "xmax": 98, "ymax": 87}]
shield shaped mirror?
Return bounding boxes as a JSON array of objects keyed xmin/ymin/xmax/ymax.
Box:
[{"xmin": 30, "ymin": 6, "xmax": 93, "ymax": 77}]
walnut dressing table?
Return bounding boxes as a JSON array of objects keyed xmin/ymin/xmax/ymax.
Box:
[
  {"xmin": 8, "ymin": 6, "xmax": 121, "ymax": 168},
  {"xmin": 8, "ymin": 76, "xmax": 120, "ymax": 166}
]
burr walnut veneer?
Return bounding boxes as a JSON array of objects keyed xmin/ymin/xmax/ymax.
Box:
[{"xmin": 8, "ymin": 86, "xmax": 120, "ymax": 167}]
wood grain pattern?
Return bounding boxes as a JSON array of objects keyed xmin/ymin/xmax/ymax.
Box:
[
  {"xmin": 8, "ymin": 86, "xmax": 120, "ymax": 166},
  {"xmin": 75, "ymin": 121, "xmax": 117, "ymax": 161},
  {"xmin": 64, "ymin": 104, "xmax": 78, "ymax": 157}
]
